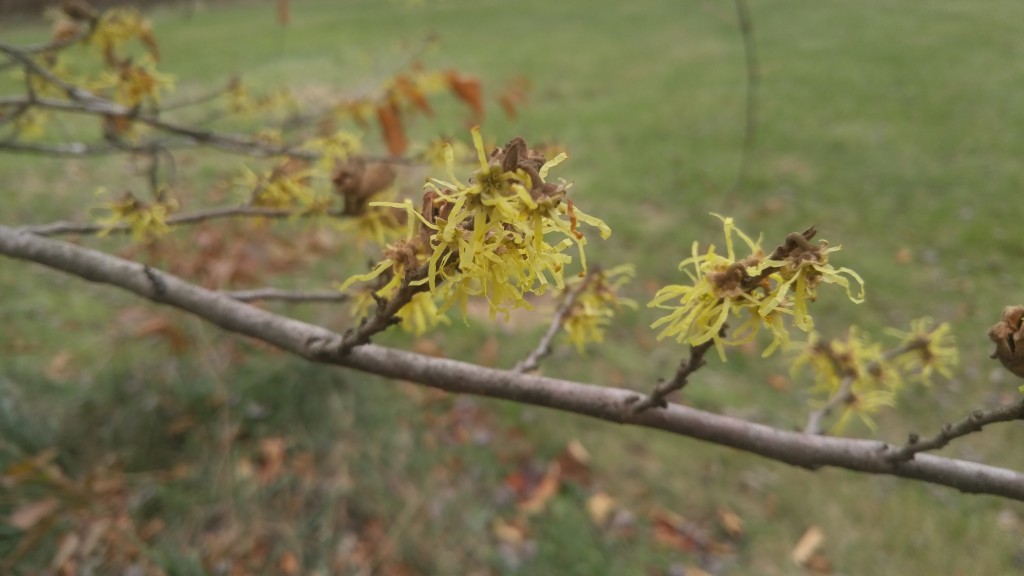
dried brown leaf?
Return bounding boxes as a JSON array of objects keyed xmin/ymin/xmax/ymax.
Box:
[
  {"xmin": 651, "ymin": 509, "xmax": 701, "ymax": 552},
  {"xmin": 256, "ymin": 437, "xmax": 287, "ymax": 484},
  {"xmin": 279, "ymin": 550, "xmax": 300, "ymax": 575},
  {"xmin": 446, "ymin": 70, "xmax": 484, "ymax": 124},
  {"xmin": 586, "ymin": 492, "xmax": 616, "ymax": 527},
  {"xmin": 556, "ymin": 439, "xmax": 592, "ymax": 485},
  {"xmin": 519, "ymin": 461, "xmax": 560, "ymax": 515},
  {"xmin": 806, "ymin": 552, "xmax": 834, "ymax": 574},
  {"xmin": 717, "ymin": 506, "xmax": 744, "ymax": 538},
  {"xmin": 377, "ymin": 102, "xmax": 407, "ymax": 156},
  {"xmin": 989, "ymin": 305, "xmax": 1024, "ymax": 379},
  {"xmin": 492, "ymin": 517, "xmax": 525, "ymax": 544},
  {"xmin": 277, "ymin": 0, "xmax": 291, "ymax": 25},
  {"xmin": 45, "ymin": 350, "xmax": 75, "ymax": 380},
  {"xmin": 50, "ymin": 532, "xmax": 80, "ymax": 571},
  {"xmin": 8, "ymin": 497, "xmax": 60, "ymax": 531},
  {"xmin": 792, "ymin": 526, "xmax": 825, "ymax": 566}
]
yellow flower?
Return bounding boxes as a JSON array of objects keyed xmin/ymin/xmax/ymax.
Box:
[
  {"xmin": 562, "ymin": 265, "xmax": 637, "ymax": 351},
  {"xmin": 649, "ymin": 214, "xmax": 771, "ymax": 359},
  {"xmin": 92, "ymin": 56, "xmax": 175, "ymax": 107},
  {"xmin": 89, "ymin": 8, "xmax": 156, "ymax": 63},
  {"xmin": 650, "ymin": 215, "xmax": 864, "ymax": 360},
  {"xmin": 379, "ymin": 128, "xmax": 609, "ymax": 320},
  {"xmin": 885, "ymin": 317, "xmax": 959, "ymax": 384},
  {"xmin": 13, "ymin": 54, "xmax": 74, "ymax": 100},
  {"xmin": 237, "ymin": 160, "xmax": 324, "ymax": 213},
  {"xmin": 790, "ymin": 321, "xmax": 956, "ymax": 433},
  {"xmin": 830, "ymin": 389, "xmax": 897, "ymax": 433},
  {"xmin": 93, "ymin": 188, "xmax": 178, "ymax": 241},
  {"xmin": 11, "ymin": 108, "xmax": 49, "ymax": 139},
  {"xmin": 399, "ymin": 292, "xmax": 451, "ymax": 335},
  {"xmin": 342, "ymin": 129, "xmax": 610, "ymax": 330},
  {"xmin": 421, "ymin": 136, "xmax": 472, "ymax": 171},
  {"xmin": 758, "ymin": 229, "xmax": 865, "ymax": 331},
  {"xmin": 303, "ymin": 131, "xmax": 362, "ymax": 173},
  {"xmin": 340, "ymin": 226, "xmax": 449, "ymax": 337}
]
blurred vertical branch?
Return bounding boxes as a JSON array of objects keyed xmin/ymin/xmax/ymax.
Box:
[{"xmin": 729, "ymin": 0, "xmax": 759, "ymax": 198}]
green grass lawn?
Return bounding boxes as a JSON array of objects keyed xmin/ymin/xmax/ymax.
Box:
[{"xmin": 3, "ymin": 0, "xmax": 1024, "ymax": 574}]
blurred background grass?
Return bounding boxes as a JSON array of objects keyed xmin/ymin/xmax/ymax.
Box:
[{"xmin": 3, "ymin": 0, "xmax": 1024, "ymax": 574}]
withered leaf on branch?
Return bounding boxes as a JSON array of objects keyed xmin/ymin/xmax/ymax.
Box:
[
  {"xmin": 989, "ymin": 305, "xmax": 1024, "ymax": 379},
  {"xmin": 445, "ymin": 70, "xmax": 483, "ymax": 125},
  {"xmin": 376, "ymin": 101, "xmax": 407, "ymax": 156},
  {"xmin": 332, "ymin": 159, "xmax": 396, "ymax": 216}
]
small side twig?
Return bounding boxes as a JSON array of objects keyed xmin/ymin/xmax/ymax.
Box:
[
  {"xmin": 803, "ymin": 375, "xmax": 856, "ymax": 435},
  {"xmin": 222, "ymin": 288, "xmax": 350, "ymax": 303},
  {"xmin": 337, "ymin": 265, "xmax": 430, "ymax": 355},
  {"xmin": 885, "ymin": 398, "xmax": 1024, "ymax": 462},
  {"xmin": 631, "ymin": 339, "xmax": 717, "ymax": 414},
  {"xmin": 803, "ymin": 340, "xmax": 921, "ymax": 435},
  {"xmin": 513, "ymin": 271, "xmax": 595, "ymax": 373}
]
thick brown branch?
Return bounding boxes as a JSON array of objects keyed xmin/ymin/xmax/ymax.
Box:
[{"xmin": 3, "ymin": 225, "xmax": 1024, "ymax": 501}]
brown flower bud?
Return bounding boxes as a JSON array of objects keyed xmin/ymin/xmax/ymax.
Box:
[{"xmin": 988, "ymin": 305, "xmax": 1024, "ymax": 379}]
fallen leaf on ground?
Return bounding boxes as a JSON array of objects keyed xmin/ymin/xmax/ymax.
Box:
[
  {"xmin": 556, "ymin": 439, "xmax": 592, "ymax": 484},
  {"xmin": 493, "ymin": 517, "xmax": 526, "ymax": 544},
  {"xmin": 792, "ymin": 526, "xmax": 825, "ymax": 566},
  {"xmin": 50, "ymin": 532, "xmax": 80, "ymax": 571},
  {"xmin": 8, "ymin": 497, "xmax": 60, "ymax": 530},
  {"xmin": 519, "ymin": 461, "xmax": 560, "ymax": 515},
  {"xmin": 717, "ymin": 506, "xmax": 744, "ymax": 538},
  {"xmin": 651, "ymin": 509, "xmax": 707, "ymax": 552},
  {"xmin": 279, "ymin": 550, "xmax": 300, "ymax": 575},
  {"xmin": 806, "ymin": 552, "xmax": 834, "ymax": 574},
  {"xmin": 45, "ymin": 350, "xmax": 75, "ymax": 380},
  {"xmin": 586, "ymin": 492, "xmax": 616, "ymax": 527},
  {"xmin": 256, "ymin": 437, "xmax": 287, "ymax": 484}
]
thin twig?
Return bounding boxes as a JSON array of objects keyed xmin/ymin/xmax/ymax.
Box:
[
  {"xmin": 221, "ymin": 287, "xmax": 350, "ymax": 303},
  {"xmin": 19, "ymin": 206, "xmax": 346, "ymax": 237},
  {"xmin": 0, "ymin": 94, "xmax": 320, "ymax": 159},
  {"xmin": 513, "ymin": 271, "xmax": 596, "ymax": 373},
  {"xmin": 630, "ymin": 339, "xmax": 717, "ymax": 414},
  {"xmin": 159, "ymin": 85, "xmax": 232, "ymax": 112},
  {"xmin": 337, "ymin": 265, "xmax": 431, "ymax": 354},
  {"xmin": 4, "ymin": 24, "xmax": 92, "ymax": 57},
  {"xmin": 885, "ymin": 398, "xmax": 1024, "ymax": 462},
  {"xmin": 0, "ymin": 44, "xmax": 96, "ymax": 102},
  {"xmin": 804, "ymin": 374, "xmax": 856, "ymax": 435}
]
